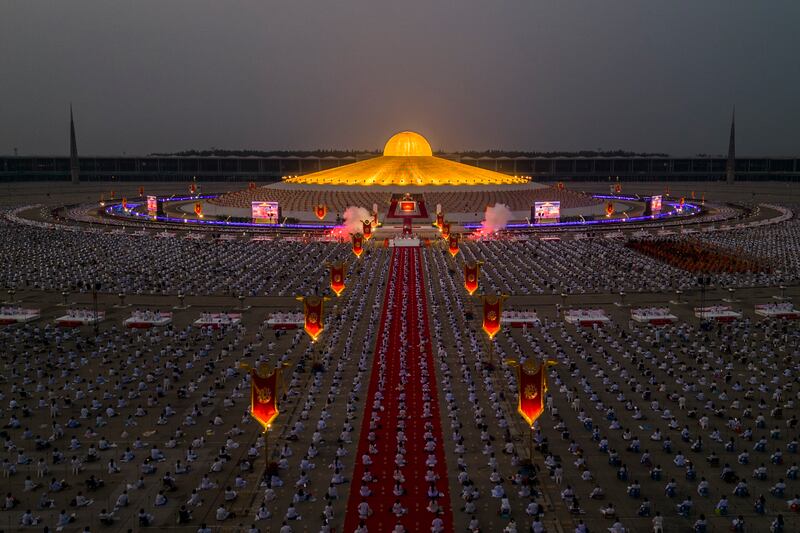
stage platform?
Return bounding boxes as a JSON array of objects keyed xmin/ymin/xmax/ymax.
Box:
[
  {"xmin": 194, "ymin": 312, "xmax": 242, "ymax": 328},
  {"xmin": 124, "ymin": 311, "xmax": 173, "ymax": 328},
  {"xmin": 694, "ymin": 306, "xmax": 742, "ymax": 322},
  {"xmin": 631, "ymin": 307, "xmax": 678, "ymax": 325},
  {"xmin": 0, "ymin": 307, "xmax": 40, "ymax": 325},
  {"xmin": 564, "ymin": 309, "xmax": 611, "ymax": 327},
  {"xmin": 754, "ymin": 303, "xmax": 800, "ymax": 320},
  {"xmin": 56, "ymin": 310, "xmax": 105, "ymax": 327}
]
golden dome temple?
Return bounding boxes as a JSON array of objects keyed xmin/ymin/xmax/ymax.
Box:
[{"xmin": 284, "ymin": 131, "xmax": 530, "ymax": 187}]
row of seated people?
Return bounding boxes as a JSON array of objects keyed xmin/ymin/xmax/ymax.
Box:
[{"xmin": 208, "ymin": 186, "xmax": 600, "ymax": 215}]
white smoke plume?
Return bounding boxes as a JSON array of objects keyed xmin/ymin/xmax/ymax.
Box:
[
  {"xmin": 342, "ymin": 206, "xmax": 372, "ymax": 235},
  {"xmin": 480, "ymin": 203, "xmax": 513, "ymax": 233}
]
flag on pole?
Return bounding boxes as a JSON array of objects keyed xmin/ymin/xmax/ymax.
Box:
[
  {"xmin": 329, "ymin": 262, "xmax": 346, "ymax": 297},
  {"xmin": 351, "ymin": 233, "xmax": 364, "ymax": 258},
  {"xmin": 297, "ymin": 295, "xmax": 326, "ymax": 342},
  {"xmin": 250, "ymin": 367, "xmax": 279, "ymax": 430},
  {"xmin": 605, "ymin": 201, "xmax": 614, "ymax": 216},
  {"xmin": 481, "ymin": 294, "xmax": 506, "ymax": 339},
  {"xmin": 464, "ymin": 262, "xmax": 481, "ymax": 295},
  {"xmin": 517, "ymin": 360, "xmax": 547, "ymax": 427},
  {"xmin": 194, "ymin": 202, "xmax": 203, "ymax": 218},
  {"xmin": 441, "ymin": 222, "xmax": 451, "ymax": 239},
  {"xmin": 314, "ymin": 204, "xmax": 327, "ymax": 220},
  {"xmin": 362, "ymin": 220, "xmax": 373, "ymax": 240},
  {"xmin": 448, "ymin": 233, "xmax": 460, "ymax": 257}
]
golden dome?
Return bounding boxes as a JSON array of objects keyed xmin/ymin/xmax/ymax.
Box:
[{"xmin": 383, "ymin": 131, "xmax": 433, "ymax": 157}]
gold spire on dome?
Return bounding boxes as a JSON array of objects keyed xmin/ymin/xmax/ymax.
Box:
[{"xmin": 383, "ymin": 131, "xmax": 433, "ymax": 157}]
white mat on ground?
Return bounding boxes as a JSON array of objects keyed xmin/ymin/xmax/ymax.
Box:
[
  {"xmin": 754, "ymin": 303, "xmax": 800, "ymax": 320},
  {"xmin": 0, "ymin": 307, "xmax": 40, "ymax": 325},
  {"xmin": 124, "ymin": 311, "xmax": 173, "ymax": 328},
  {"xmin": 194, "ymin": 312, "xmax": 242, "ymax": 327},
  {"xmin": 267, "ymin": 311, "xmax": 304, "ymax": 330},
  {"xmin": 564, "ymin": 309, "xmax": 611, "ymax": 326},
  {"xmin": 56, "ymin": 310, "xmax": 105, "ymax": 326},
  {"xmin": 631, "ymin": 307, "xmax": 678, "ymax": 325},
  {"xmin": 694, "ymin": 305, "xmax": 742, "ymax": 322}
]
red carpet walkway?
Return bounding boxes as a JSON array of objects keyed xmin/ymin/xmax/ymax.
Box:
[{"xmin": 344, "ymin": 247, "xmax": 453, "ymax": 532}]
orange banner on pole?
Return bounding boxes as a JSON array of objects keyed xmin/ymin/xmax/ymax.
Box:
[
  {"xmin": 314, "ymin": 204, "xmax": 327, "ymax": 220},
  {"xmin": 605, "ymin": 201, "xmax": 614, "ymax": 216},
  {"xmin": 194, "ymin": 202, "xmax": 203, "ymax": 218},
  {"xmin": 121, "ymin": 197, "xmax": 128, "ymax": 210},
  {"xmin": 679, "ymin": 197, "xmax": 685, "ymax": 209},
  {"xmin": 329, "ymin": 262, "xmax": 346, "ymax": 297},
  {"xmin": 448, "ymin": 233, "xmax": 460, "ymax": 257},
  {"xmin": 250, "ymin": 367, "xmax": 279, "ymax": 430},
  {"xmin": 362, "ymin": 220, "xmax": 372, "ymax": 240},
  {"xmin": 464, "ymin": 262, "xmax": 481, "ymax": 295},
  {"xmin": 138, "ymin": 186, "xmax": 144, "ymax": 196},
  {"xmin": 517, "ymin": 361, "xmax": 547, "ymax": 427},
  {"xmin": 481, "ymin": 295, "xmax": 506, "ymax": 339},
  {"xmin": 614, "ymin": 183, "xmax": 622, "ymax": 194},
  {"xmin": 435, "ymin": 212, "xmax": 444, "ymax": 229},
  {"xmin": 298, "ymin": 295, "xmax": 326, "ymax": 342},
  {"xmin": 441, "ymin": 222, "xmax": 450, "ymax": 239},
  {"xmin": 352, "ymin": 233, "xmax": 364, "ymax": 258},
  {"xmin": 189, "ymin": 183, "xmax": 197, "ymax": 195}
]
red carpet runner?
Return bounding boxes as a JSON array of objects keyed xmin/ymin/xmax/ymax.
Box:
[{"xmin": 344, "ymin": 247, "xmax": 452, "ymax": 532}]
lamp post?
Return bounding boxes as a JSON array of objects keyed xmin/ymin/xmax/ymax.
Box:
[
  {"xmin": 616, "ymin": 291, "xmax": 627, "ymax": 307},
  {"xmin": 698, "ymin": 276, "xmax": 711, "ymax": 328},
  {"xmin": 6, "ymin": 289, "xmax": 15, "ymax": 304},
  {"xmin": 92, "ymin": 282, "xmax": 101, "ymax": 337},
  {"xmin": 671, "ymin": 289, "xmax": 683, "ymax": 305},
  {"xmin": 61, "ymin": 290, "xmax": 70, "ymax": 307}
]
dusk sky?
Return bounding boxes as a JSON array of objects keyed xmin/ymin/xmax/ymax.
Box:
[{"xmin": 2, "ymin": 1, "xmax": 799, "ymax": 156}]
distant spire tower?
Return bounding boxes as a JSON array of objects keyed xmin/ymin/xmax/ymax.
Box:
[
  {"xmin": 69, "ymin": 105, "xmax": 80, "ymax": 183},
  {"xmin": 726, "ymin": 107, "xmax": 735, "ymax": 184}
]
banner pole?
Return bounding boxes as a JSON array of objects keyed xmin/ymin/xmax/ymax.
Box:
[{"xmin": 264, "ymin": 427, "xmax": 270, "ymax": 479}]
